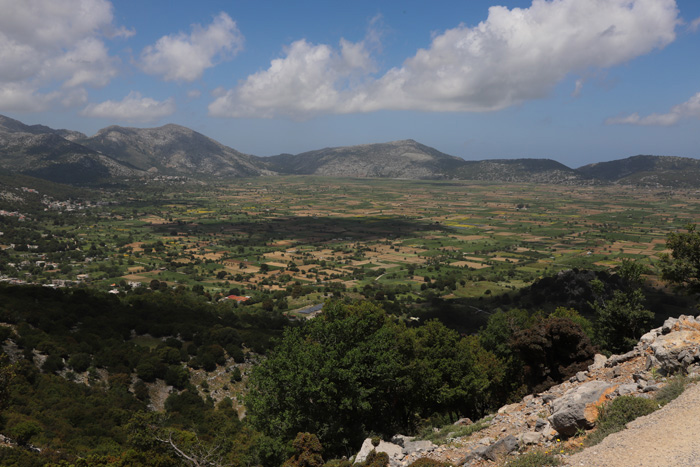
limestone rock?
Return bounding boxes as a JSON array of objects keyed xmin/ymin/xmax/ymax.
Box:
[
  {"xmin": 588, "ymin": 353, "xmax": 608, "ymax": 371},
  {"xmin": 354, "ymin": 439, "xmax": 403, "ymax": 464},
  {"xmin": 549, "ymin": 381, "xmax": 615, "ymax": 436},
  {"xmin": 605, "ymin": 350, "xmax": 638, "ymax": 368},
  {"xmin": 520, "ymin": 431, "xmax": 543, "ymax": 445},
  {"xmin": 482, "ymin": 435, "xmax": 519, "ymax": 462}
]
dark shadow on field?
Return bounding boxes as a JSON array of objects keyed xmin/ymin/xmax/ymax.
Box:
[{"xmin": 154, "ymin": 215, "xmax": 446, "ymax": 245}]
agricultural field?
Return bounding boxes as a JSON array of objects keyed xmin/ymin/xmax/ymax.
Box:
[{"xmin": 1, "ymin": 177, "xmax": 699, "ymax": 318}]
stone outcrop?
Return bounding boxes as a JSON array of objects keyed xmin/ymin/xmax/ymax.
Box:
[
  {"xmin": 639, "ymin": 315, "xmax": 700, "ymax": 376},
  {"xmin": 549, "ymin": 381, "xmax": 616, "ymax": 436},
  {"xmin": 354, "ymin": 436, "xmax": 437, "ymax": 466},
  {"xmin": 354, "ymin": 439, "xmax": 404, "ymax": 464}
]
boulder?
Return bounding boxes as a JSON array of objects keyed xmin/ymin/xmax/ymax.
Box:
[
  {"xmin": 354, "ymin": 439, "xmax": 403, "ymax": 464},
  {"xmin": 520, "ymin": 431, "xmax": 542, "ymax": 445},
  {"xmin": 605, "ymin": 350, "xmax": 638, "ymax": 368},
  {"xmin": 402, "ymin": 439, "xmax": 436, "ymax": 455},
  {"xmin": 482, "ymin": 435, "xmax": 519, "ymax": 462},
  {"xmin": 463, "ymin": 435, "xmax": 519, "ymax": 463},
  {"xmin": 463, "ymin": 445, "xmax": 489, "ymax": 463},
  {"xmin": 650, "ymin": 329, "xmax": 700, "ymax": 375},
  {"xmin": 389, "ymin": 435, "xmax": 436, "ymax": 456},
  {"xmin": 588, "ymin": 354, "xmax": 608, "ymax": 371},
  {"xmin": 615, "ymin": 383, "xmax": 638, "ymax": 396},
  {"xmin": 549, "ymin": 381, "xmax": 615, "ymax": 437}
]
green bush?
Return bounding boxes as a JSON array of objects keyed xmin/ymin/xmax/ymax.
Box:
[
  {"xmin": 324, "ymin": 459, "xmax": 352, "ymax": 467},
  {"xmin": 655, "ymin": 376, "xmax": 688, "ymax": 406},
  {"xmin": 505, "ymin": 451, "xmax": 562, "ymax": 466},
  {"xmin": 6, "ymin": 420, "xmax": 42, "ymax": 445},
  {"xmin": 361, "ymin": 450, "xmax": 389, "ymax": 467},
  {"xmin": 282, "ymin": 432, "xmax": 324, "ymax": 467},
  {"xmin": 407, "ymin": 457, "xmax": 451, "ymax": 467},
  {"xmin": 416, "ymin": 418, "xmax": 490, "ymax": 445},
  {"xmin": 67, "ymin": 352, "xmax": 92, "ymax": 372},
  {"xmin": 586, "ymin": 396, "xmax": 657, "ymax": 446},
  {"xmin": 41, "ymin": 354, "xmax": 64, "ymax": 374}
]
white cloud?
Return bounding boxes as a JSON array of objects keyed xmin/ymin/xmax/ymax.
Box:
[
  {"xmin": 210, "ymin": 0, "xmax": 679, "ymax": 118},
  {"xmin": 0, "ymin": 0, "xmax": 124, "ymax": 112},
  {"xmin": 210, "ymin": 37, "xmax": 375, "ymax": 118},
  {"xmin": 606, "ymin": 92, "xmax": 700, "ymax": 126},
  {"xmin": 81, "ymin": 91, "xmax": 176, "ymax": 123},
  {"xmin": 0, "ymin": 82, "xmax": 56, "ymax": 112},
  {"xmin": 140, "ymin": 12, "xmax": 243, "ymax": 82},
  {"xmin": 209, "ymin": 26, "xmax": 378, "ymax": 118},
  {"xmin": 690, "ymin": 16, "xmax": 700, "ymax": 32}
]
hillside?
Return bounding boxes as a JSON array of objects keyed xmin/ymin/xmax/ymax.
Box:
[
  {"xmin": 455, "ymin": 158, "xmax": 583, "ymax": 184},
  {"xmin": 263, "ymin": 139, "xmax": 465, "ymax": 179},
  {"xmin": 2, "ymin": 114, "xmax": 700, "ymax": 187},
  {"xmin": 355, "ymin": 314, "xmax": 700, "ymax": 466},
  {"xmin": 576, "ymin": 155, "xmax": 700, "ymax": 187},
  {"xmin": 79, "ymin": 124, "xmax": 270, "ymax": 177},
  {"xmin": 0, "ymin": 115, "xmax": 140, "ymax": 184}
]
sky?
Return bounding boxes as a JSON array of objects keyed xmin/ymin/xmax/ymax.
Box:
[{"xmin": 1, "ymin": 0, "xmax": 699, "ymax": 167}]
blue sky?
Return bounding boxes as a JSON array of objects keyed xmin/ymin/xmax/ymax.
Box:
[{"xmin": 1, "ymin": 0, "xmax": 699, "ymax": 167}]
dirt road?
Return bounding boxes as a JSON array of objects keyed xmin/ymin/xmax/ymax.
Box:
[{"xmin": 563, "ymin": 382, "xmax": 700, "ymax": 466}]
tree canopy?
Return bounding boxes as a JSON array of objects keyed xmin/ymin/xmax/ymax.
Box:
[
  {"xmin": 245, "ymin": 301, "xmax": 502, "ymax": 458},
  {"xmin": 660, "ymin": 224, "xmax": 700, "ymax": 294}
]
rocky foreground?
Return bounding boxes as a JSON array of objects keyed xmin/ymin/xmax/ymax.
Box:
[{"xmin": 355, "ymin": 314, "xmax": 700, "ymax": 466}]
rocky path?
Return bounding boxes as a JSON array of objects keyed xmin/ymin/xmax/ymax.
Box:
[{"xmin": 563, "ymin": 381, "xmax": 700, "ymax": 467}]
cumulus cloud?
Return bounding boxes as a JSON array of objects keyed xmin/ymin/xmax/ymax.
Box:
[
  {"xmin": 606, "ymin": 92, "xmax": 700, "ymax": 126},
  {"xmin": 140, "ymin": 12, "xmax": 243, "ymax": 82},
  {"xmin": 209, "ymin": 37, "xmax": 375, "ymax": 118},
  {"xmin": 210, "ymin": 0, "xmax": 679, "ymax": 118},
  {"xmin": 81, "ymin": 91, "xmax": 176, "ymax": 122},
  {"xmin": 0, "ymin": 0, "xmax": 124, "ymax": 112},
  {"xmin": 209, "ymin": 23, "xmax": 378, "ymax": 118},
  {"xmin": 0, "ymin": 83, "xmax": 57, "ymax": 112}
]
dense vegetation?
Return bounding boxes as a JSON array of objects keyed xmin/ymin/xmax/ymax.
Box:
[{"xmin": 0, "ymin": 176, "xmax": 699, "ymax": 465}]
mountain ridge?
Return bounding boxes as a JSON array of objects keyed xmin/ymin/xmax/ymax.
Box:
[{"xmin": 1, "ymin": 114, "xmax": 699, "ymax": 187}]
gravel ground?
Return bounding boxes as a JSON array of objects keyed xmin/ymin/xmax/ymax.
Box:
[{"xmin": 563, "ymin": 382, "xmax": 700, "ymax": 467}]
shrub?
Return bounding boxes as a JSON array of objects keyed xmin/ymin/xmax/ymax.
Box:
[
  {"xmin": 67, "ymin": 352, "xmax": 92, "ymax": 372},
  {"xmin": 324, "ymin": 459, "xmax": 352, "ymax": 467},
  {"xmin": 361, "ymin": 450, "xmax": 389, "ymax": 467},
  {"xmin": 6, "ymin": 420, "xmax": 41, "ymax": 445},
  {"xmin": 282, "ymin": 432, "xmax": 324, "ymax": 467},
  {"xmin": 407, "ymin": 457, "xmax": 451, "ymax": 467},
  {"xmin": 416, "ymin": 417, "xmax": 490, "ymax": 445},
  {"xmin": 41, "ymin": 354, "xmax": 64, "ymax": 374},
  {"xmin": 504, "ymin": 451, "xmax": 562, "ymax": 466},
  {"xmin": 586, "ymin": 396, "xmax": 657, "ymax": 446},
  {"xmin": 655, "ymin": 376, "xmax": 688, "ymax": 406}
]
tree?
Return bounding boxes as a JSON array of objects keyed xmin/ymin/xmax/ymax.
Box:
[
  {"xmin": 282, "ymin": 432, "xmax": 324, "ymax": 467},
  {"xmin": 513, "ymin": 317, "xmax": 596, "ymax": 393},
  {"xmin": 590, "ymin": 279, "xmax": 653, "ymax": 354},
  {"xmin": 0, "ymin": 354, "xmax": 15, "ymax": 410},
  {"xmin": 246, "ymin": 301, "xmax": 406, "ymax": 456},
  {"xmin": 246, "ymin": 301, "xmax": 500, "ymax": 458},
  {"xmin": 660, "ymin": 224, "xmax": 700, "ymax": 293}
]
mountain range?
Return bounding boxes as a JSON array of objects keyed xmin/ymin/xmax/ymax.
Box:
[{"xmin": 1, "ymin": 114, "xmax": 699, "ymax": 187}]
